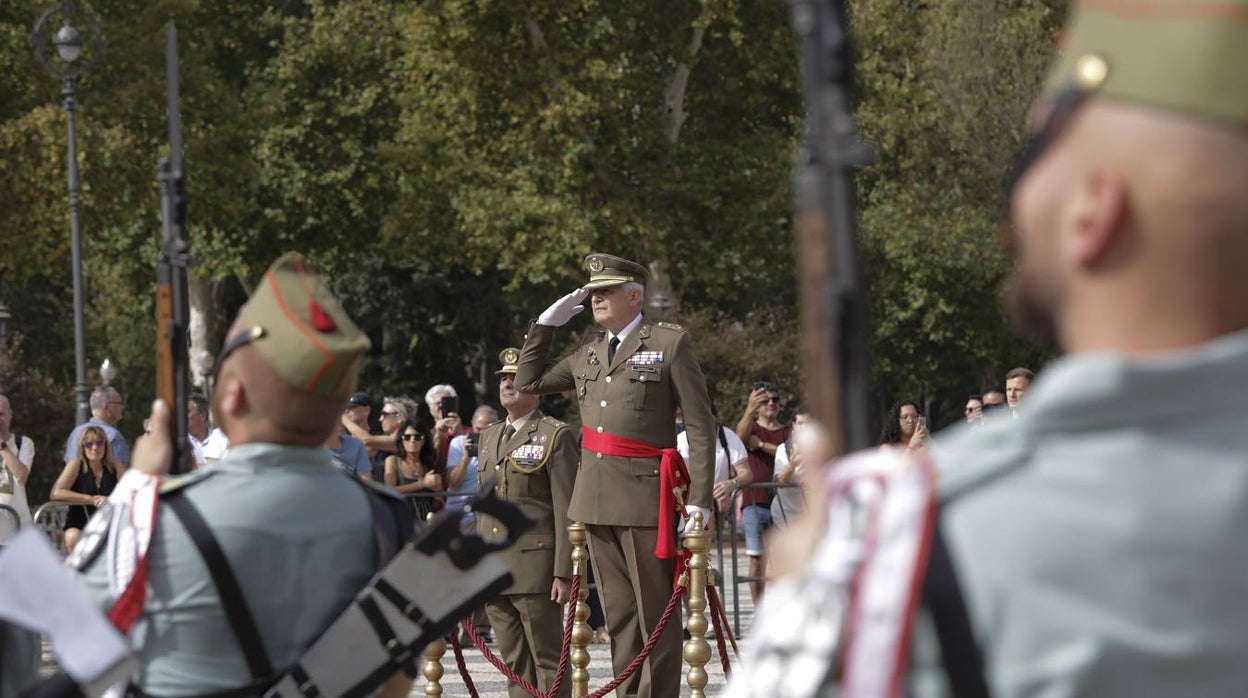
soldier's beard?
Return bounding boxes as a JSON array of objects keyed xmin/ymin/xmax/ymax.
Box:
[{"xmin": 1004, "ymin": 264, "xmax": 1060, "ymax": 350}]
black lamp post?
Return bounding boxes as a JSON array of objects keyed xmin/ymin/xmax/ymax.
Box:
[{"xmin": 31, "ymin": 1, "xmax": 104, "ymax": 425}]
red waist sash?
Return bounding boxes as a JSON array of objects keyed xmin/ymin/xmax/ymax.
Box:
[{"xmin": 581, "ymin": 426, "xmax": 689, "ymax": 559}]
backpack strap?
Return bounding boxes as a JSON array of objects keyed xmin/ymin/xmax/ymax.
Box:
[{"xmin": 164, "ymin": 491, "xmax": 275, "ymax": 680}]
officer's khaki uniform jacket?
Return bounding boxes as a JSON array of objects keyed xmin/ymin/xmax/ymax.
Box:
[
  {"xmin": 475, "ymin": 411, "xmax": 577, "ymax": 593},
  {"xmin": 516, "ymin": 317, "xmax": 715, "ymax": 524}
]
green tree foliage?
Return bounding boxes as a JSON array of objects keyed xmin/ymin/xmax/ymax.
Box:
[
  {"xmin": 851, "ymin": 0, "xmax": 1064, "ymax": 424},
  {"xmin": 1, "ymin": 0, "xmax": 1071, "ymax": 480}
]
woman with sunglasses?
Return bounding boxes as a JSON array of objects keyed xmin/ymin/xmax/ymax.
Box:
[
  {"xmin": 51, "ymin": 425, "xmax": 126, "ymax": 551},
  {"xmin": 384, "ymin": 419, "xmax": 443, "ymax": 521}
]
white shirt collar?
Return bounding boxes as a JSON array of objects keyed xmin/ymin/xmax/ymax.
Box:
[
  {"xmin": 506, "ymin": 408, "xmax": 541, "ymax": 433},
  {"xmin": 607, "ymin": 313, "xmax": 644, "ymax": 344}
]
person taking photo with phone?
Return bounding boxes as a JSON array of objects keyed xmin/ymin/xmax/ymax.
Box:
[
  {"xmin": 733, "ymin": 381, "xmax": 792, "ymax": 604},
  {"xmin": 878, "ymin": 400, "xmax": 929, "ymax": 453}
]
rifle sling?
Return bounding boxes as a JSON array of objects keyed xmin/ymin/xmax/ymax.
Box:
[
  {"xmin": 166, "ymin": 491, "xmax": 275, "ymax": 680},
  {"xmin": 922, "ymin": 522, "xmax": 992, "ymax": 698}
]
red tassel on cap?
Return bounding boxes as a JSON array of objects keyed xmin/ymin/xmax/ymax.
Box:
[{"xmin": 309, "ymin": 300, "xmax": 336, "ymax": 332}]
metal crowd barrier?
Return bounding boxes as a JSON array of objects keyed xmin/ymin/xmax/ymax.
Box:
[
  {"xmin": 722, "ymin": 480, "xmax": 806, "ymax": 638},
  {"xmin": 33, "ymin": 501, "xmax": 74, "ymax": 555},
  {"xmin": 0, "ymin": 503, "xmax": 20, "ymax": 544}
]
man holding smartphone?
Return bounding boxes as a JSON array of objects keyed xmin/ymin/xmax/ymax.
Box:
[{"xmin": 734, "ymin": 381, "xmax": 791, "ymax": 604}]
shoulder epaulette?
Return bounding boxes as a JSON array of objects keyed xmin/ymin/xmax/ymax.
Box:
[
  {"xmin": 579, "ymin": 331, "xmax": 606, "ymax": 347},
  {"xmin": 654, "ymin": 321, "xmax": 686, "ymax": 333},
  {"xmin": 159, "ymin": 468, "xmax": 217, "ymax": 494},
  {"xmin": 540, "ymin": 415, "xmax": 569, "ymax": 430}
]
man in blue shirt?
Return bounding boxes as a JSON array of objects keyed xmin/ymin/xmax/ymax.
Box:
[
  {"xmin": 447, "ymin": 405, "xmax": 500, "ymax": 530},
  {"xmin": 63, "ymin": 386, "xmax": 130, "ymax": 466}
]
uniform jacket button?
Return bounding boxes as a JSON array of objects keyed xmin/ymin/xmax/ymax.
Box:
[
  {"xmin": 596, "ymin": 426, "xmax": 604, "ymax": 433},
  {"xmin": 600, "ymin": 400, "xmax": 607, "ymax": 407},
  {"xmin": 605, "ymin": 376, "xmax": 612, "ymax": 383},
  {"xmin": 652, "ymin": 468, "xmax": 659, "ymax": 475},
  {"xmin": 596, "ymin": 453, "xmax": 604, "ymax": 460},
  {"xmin": 492, "ymin": 527, "xmax": 499, "ymax": 534}
]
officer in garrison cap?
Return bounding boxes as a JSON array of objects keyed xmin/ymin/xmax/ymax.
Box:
[
  {"xmin": 464, "ymin": 348, "xmax": 577, "ymax": 698},
  {"xmin": 516, "ymin": 253, "xmax": 714, "ymax": 698},
  {"xmin": 71, "ymin": 253, "xmax": 417, "ymax": 697},
  {"xmin": 729, "ymin": 2, "xmax": 1248, "ymax": 697}
]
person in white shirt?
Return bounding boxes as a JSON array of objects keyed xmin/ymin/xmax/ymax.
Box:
[
  {"xmin": 0, "ymin": 394, "xmax": 34, "ymax": 540},
  {"xmin": 676, "ymin": 404, "xmax": 751, "ymax": 526},
  {"xmin": 770, "ymin": 406, "xmax": 809, "ymax": 527}
]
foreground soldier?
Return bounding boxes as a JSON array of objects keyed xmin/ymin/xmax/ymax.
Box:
[
  {"xmin": 731, "ymin": 1, "xmax": 1248, "ymax": 696},
  {"xmin": 72, "ymin": 254, "xmax": 415, "ymax": 697},
  {"xmin": 517, "ymin": 253, "xmax": 715, "ymax": 698},
  {"xmin": 468, "ymin": 348, "xmax": 576, "ymax": 698}
]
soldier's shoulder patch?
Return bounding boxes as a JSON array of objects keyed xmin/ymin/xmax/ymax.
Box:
[
  {"xmin": 654, "ymin": 321, "xmax": 687, "ymax": 333},
  {"xmin": 579, "ymin": 331, "xmax": 606, "ymax": 348},
  {"xmin": 159, "ymin": 468, "xmax": 217, "ymax": 494},
  {"xmin": 540, "ymin": 415, "xmax": 569, "ymax": 431}
]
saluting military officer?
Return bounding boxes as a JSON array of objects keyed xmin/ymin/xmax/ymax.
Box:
[
  {"xmin": 72, "ymin": 254, "xmax": 416, "ymax": 697},
  {"xmin": 731, "ymin": 2, "xmax": 1248, "ymax": 697},
  {"xmin": 516, "ymin": 253, "xmax": 715, "ymax": 698},
  {"xmin": 467, "ymin": 347, "xmax": 577, "ymax": 698}
]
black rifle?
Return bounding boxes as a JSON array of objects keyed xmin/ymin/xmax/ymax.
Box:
[
  {"xmin": 789, "ymin": 0, "xmax": 873, "ymax": 455},
  {"xmin": 155, "ymin": 22, "xmax": 191, "ymax": 474}
]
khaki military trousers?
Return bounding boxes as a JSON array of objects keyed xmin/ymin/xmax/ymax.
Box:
[
  {"xmin": 485, "ymin": 593, "xmax": 571, "ymax": 698},
  {"xmin": 587, "ymin": 524, "xmax": 680, "ymax": 698}
]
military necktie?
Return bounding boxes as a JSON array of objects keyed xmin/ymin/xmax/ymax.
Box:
[
  {"xmin": 502, "ymin": 423, "xmax": 516, "ymax": 442},
  {"xmin": 608, "ymin": 336, "xmax": 620, "ymax": 364}
]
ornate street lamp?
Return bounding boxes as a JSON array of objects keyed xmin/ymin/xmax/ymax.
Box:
[
  {"xmin": 99, "ymin": 357, "xmax": 117, "ymax": 386},
  {"xmin": 31, "ymin": 1, "xmax": 104, "ymax": 425}
]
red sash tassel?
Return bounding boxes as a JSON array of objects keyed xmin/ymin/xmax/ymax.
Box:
[{"xmin": 581, "ymin": 426, "xmax": 690, "ymax": 559}]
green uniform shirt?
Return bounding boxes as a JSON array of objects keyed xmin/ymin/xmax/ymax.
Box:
[
  {"xmin": 912, "ymin": 330, "xmax": 1248, "ymax": 697},
  {"xmin": 76, "ymin": 443, "xmax": 378, "ymax": 696}
]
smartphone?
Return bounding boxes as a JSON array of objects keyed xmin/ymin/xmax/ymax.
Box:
[
  {"xmin": 753, "ymin": 380, "xmax": 775, "ymax": 392},
  {"xmin": 439, "ymin": 395, "xmax": 458, "ymax": 417},
  {"xmin": 917, "ymin": 416, "xmax": 928, "ymax": 431},
  {"xmin": 466, "ymin": 432, "xmax": 481, "ymax": 458}
]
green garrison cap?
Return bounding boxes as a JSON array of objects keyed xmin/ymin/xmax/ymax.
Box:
[
  {"xmin": 1046, "ymin": 0, "xmax": 1248, "ymax": 126},
  {"xmin": 583, "ymin": 253, "xmax": 648, "ymax": 290},
  {"xmin": 496, "ymin": 347, "xmax": 521, "ymax": 375},
  {"xmin": 232, "ymin": 253, "xmax": 370, "ymax": 399}
]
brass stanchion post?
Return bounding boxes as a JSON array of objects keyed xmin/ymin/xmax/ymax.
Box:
[
  {"xmin": 422, "ymin": 637, "xmax": 446, "ymax": 697},
  {"xmin": 683, "ymin": 512, "xmax": 712, "ymax": 698},
  {"xmin": 568, "ymin": 522, "xmax": 592, "ymax": 697}
]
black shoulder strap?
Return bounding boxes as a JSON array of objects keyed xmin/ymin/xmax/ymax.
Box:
[
  {"xmin": 716, "ymin": 425, "xmax": 729, "ymax": 455},
  {"xmin": 921, "ymin": 523, "xmax": 992, "ymax": 698},
  {"xmin": 165, "ymin": 492, "xmax": 275, "ymax": 680},
  {"xmin": 13, "ymin": 433, "xmax": 22, "ymax": 452}
]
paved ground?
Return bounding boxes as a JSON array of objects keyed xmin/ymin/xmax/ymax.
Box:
[
  {"xmin": 41, "ymin": 535, "xmax": 758, "ymax": 697},
  {"xmin": 413, "ymin": 546, "xmax": 754, "ymax": 697}
]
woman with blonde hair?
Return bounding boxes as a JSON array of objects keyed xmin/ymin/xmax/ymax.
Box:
[{"xmin": 51, "ymin": 425, "xmax": 125, "ymax": 551}]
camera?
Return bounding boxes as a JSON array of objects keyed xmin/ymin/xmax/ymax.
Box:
[
  {"xmin": 466, "ymin": 432, "xmax": 481, "ymax": 458},
  {"xmin": 438, "ymin": 395, "xmax": 458, "ymax": 418}
]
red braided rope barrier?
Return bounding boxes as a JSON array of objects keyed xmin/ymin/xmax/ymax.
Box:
[
  {"xmin": 448, "ymin": 628, "xmax": 482, "ymax": 698},
  {"xmin": 456, "ymin": 574, "xmax": 582, "ymax": 698},
  {"xmin": 707, "ymin": 588, "xmax": 732, "ymax": 678},
  {"xmin": 708, "ymin": 584, "xmax": 739, "ymax": 657},
  {"xmin": 463, "ymin": 618, "xmax": 547, "ymax": 698},
  {"xmin": 583, "ymin": 585, "xmax": 687, "ymax": 698},
  {"xmin": 546, "ymin": 574, "xmax": 581, "ymax": 698},
  {"xmin": 457, "ymin": 580, "xmax": 688, "ymax": 698}
]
